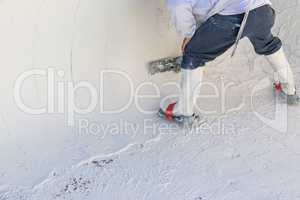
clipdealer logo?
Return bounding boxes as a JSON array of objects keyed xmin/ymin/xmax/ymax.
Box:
[{"xmin": 13, "ymin": 67, "xmax": 288, "ymax": 133}]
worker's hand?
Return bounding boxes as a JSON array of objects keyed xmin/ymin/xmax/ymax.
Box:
[{"xmin": 181, "ymin": 37, "xmax": 191, "ymax": 53}]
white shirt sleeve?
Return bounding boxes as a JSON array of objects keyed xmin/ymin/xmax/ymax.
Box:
[{"xmin": 167, "ymin": 0, "xmax": 198, "ymax": 38}]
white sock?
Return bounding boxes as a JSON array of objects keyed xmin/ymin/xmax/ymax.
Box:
[
  {"xmin": 173, "ymin": 67, "xmax": 204, "ymax": 116},
  {"xmin": 266, "ymin": 48, "xmax": 296, "ymax": 95}
]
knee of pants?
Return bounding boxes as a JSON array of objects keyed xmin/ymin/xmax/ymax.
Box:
[{"xmin": 251, "ymin": 36, "xmax": 282, "ymax": 56}]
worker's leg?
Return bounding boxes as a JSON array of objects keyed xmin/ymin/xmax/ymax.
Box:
[
  {"xmin": 245, "ymin": 5, "xmax": 296, "ymax": 95},
  {"xmin": 161, "ymin": 14, "xmax": 243, "ymax": 119}
]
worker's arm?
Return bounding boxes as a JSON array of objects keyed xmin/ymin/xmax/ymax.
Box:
[{"xmin": 167, "ymin": 0, "xmax": 198, "ymax": 39}]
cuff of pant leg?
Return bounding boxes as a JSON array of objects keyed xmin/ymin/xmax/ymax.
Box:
[
  {"xmin": 181, "ymin": 56, "xmax": 204, "ymax": 70},
  {"xmin": 258, "ymin": 38, "xmax": 283, "ymax": 56}
]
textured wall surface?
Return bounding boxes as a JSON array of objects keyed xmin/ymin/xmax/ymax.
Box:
[{"xmin": 0, "ymin": 0, "xmax": 180, "ymax": 186}]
